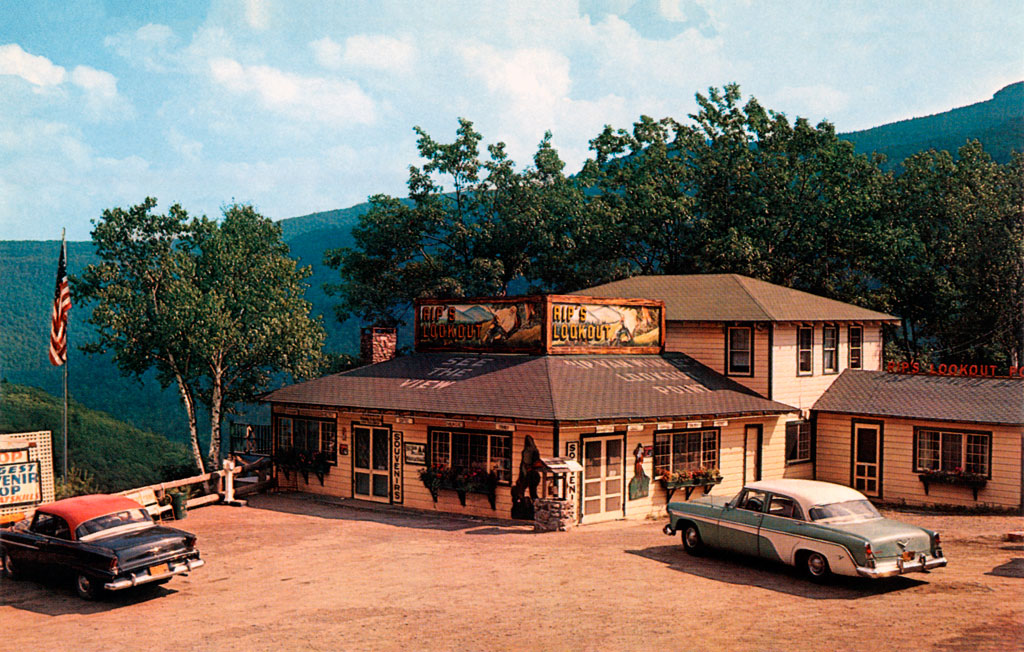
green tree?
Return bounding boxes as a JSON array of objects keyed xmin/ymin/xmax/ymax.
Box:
[{"xmin": 75, "ymin": 199, "xmax": 324, "ymax": 471}]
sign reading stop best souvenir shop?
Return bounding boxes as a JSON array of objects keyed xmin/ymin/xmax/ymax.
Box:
[
  {"xmin": 415, "ymin": 295, "xmax": 665, "ymax": 354},
  {"xmin": 0, "ymin": 447, "xmax": 41, "ymax": 508}
]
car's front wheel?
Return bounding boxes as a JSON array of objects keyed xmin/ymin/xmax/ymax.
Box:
[
  {"xmin": 802, "ymin": 551, "xmax": 831, "ymax": 582},
  {"xmin": 75, "ymin": 573, "xmax": 102, "ymax": 600},
  {"xmin": 681, "ymin": 523, "xmax": 705, "ymax": 556},
  {"xmin": 2, "ymin": 550, "xmax": 21, "ymax": 580}
]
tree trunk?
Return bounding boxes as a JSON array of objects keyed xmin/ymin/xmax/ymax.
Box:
[
  {"xmin": 172, "ymin": 369, "xmax": 204, "ymax": 475},
  {"xmin": 207, "ymin": 366, "xmax": 223, "ymax": 468}
]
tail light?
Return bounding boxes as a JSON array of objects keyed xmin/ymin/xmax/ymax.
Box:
[
  {"xmin": 933, "ymin": 532, "xmax": 942, "ymax": 553},
  {"xmin": 864, "ymin": 542, "xmax": 875, "ymax": 568},
  {"xmin": 184, "ymin": 535, "xmax": 196, "ymax": 550},
  {"xmin": 108, "ymin": 557, "xmax": 119, "ymax": 573}
]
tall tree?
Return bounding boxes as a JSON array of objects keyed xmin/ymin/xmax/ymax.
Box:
[{"xmin": 76, "ymin": 200, "xmax": 324, "ymax": 470}]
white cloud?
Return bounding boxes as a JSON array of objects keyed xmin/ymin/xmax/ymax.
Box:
[
  {"xmin": 658, "ymin": 0, "xmax": 687, "ymax": 22},
  {"xmin": 104, "ymin": 24, "xmax": 177, "ymax": 72},
  {"xmin": 244, "ymin": 0, "xmax": 270, "ymax": 30},
  {"xmin": 208, "ymin": 57, "xmax": 376, "ymax": 125},
  {"xmin": 310, "ymin": 36, "xmax": 343, "ymax": 69},
  {"xmin": 0, "ymin": 43, "xmax": 66, "ymax": 86},
  {"xmin": 343, "ymin": 35, "xmax": 416, "ymax": 72},
  {"xmin": 772, "ymin": 84, "xmax": 851, "ymax": 120}
]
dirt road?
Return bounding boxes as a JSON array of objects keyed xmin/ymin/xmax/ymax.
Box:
[{"xmin": 2, "ymin": 494, "xmax": 1022, "ymax": 651}]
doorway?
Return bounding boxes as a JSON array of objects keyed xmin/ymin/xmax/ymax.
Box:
[
  {"xmin": 580, "ymin": 435, "xmax": 624, "ymax": 524},
  {"xmin": 353, "ymin": 425, "xmax": 391, "ymax": 502},
  {"xmin": 852, "ymin": 421, "xmax": 883, "ymax": 497}
]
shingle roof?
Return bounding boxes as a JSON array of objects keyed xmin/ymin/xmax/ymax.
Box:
[
  {"xmin": 263, "ymin": 352, "xmax": 796, "ymax": 422},
  {"xmin": 812, "ymin": 370, "xmax": 1024, "ymax": 425},
  {"xmin": 577, "ymin": 274, "xmax": 899, "ymax": 322}
]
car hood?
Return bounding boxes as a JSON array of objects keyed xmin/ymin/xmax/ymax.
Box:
[
  {"xmin": 84, "ymin": 525, "xmax": 193, "ymax": 567},
  {"xmin": 827, "ymin": 518, "xmax": 932, "ymax": 558}
]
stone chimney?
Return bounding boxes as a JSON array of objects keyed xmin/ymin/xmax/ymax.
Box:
[{"xmin": 360, "ymin": 326, "xmax": 397, "ymax": 366}]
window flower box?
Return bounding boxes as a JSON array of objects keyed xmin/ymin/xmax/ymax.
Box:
[
  {"xmin": 918, "ymin": 469, "xmax": 988, "ymax": 500},
  {"xmin": 657, "ymin": 468, "xmax": 723, "ymax": 501},
  {"xmin": 419, "ymin": 465, "xmax": 498, "ymax": 509},
  {"xmin": 274, "ymin": 447, "xmax": 331, "ymax": 486}
]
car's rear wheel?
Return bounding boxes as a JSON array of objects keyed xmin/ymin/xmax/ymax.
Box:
[
  {"xmin": 2, "ymin": 550, "xmax": 21, "ymax": 580},
  {"xmin": 681, "ymin": 523, "xmax": 705, "ymax": 556},
  {"xmin": 802, "ymin": 551, "xmax": 831, "ymax": 582},
  {"xmin": 75, "ymin": 573, "xmax": 101, "ymax": 600}
]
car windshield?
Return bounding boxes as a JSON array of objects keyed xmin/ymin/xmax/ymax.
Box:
[
  {"xmin": 808, "ymin": 500, "xmax": 882, "ymax": 524},
  {"xmin": 76, "ymin": 508, "xmax": 152, "ymax": 540}
]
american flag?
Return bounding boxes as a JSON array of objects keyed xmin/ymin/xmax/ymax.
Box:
[{"xmin": 48, "ymin": 238, "xmax": 71, "ymax": 366}]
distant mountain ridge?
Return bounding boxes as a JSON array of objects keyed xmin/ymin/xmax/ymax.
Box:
[{"xmin": 839, "ymin": 82, "xmax": 1024, "ymax": 170}]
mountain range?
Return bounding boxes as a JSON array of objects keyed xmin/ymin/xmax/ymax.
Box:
[{"xmin": 2, "ymin": 82, "xmax": 1021, "ymax": 443}]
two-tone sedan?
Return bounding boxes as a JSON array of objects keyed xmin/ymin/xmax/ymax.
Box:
[
  {"xmin": 1, "ymin": 494, "xmax": 204, "ymax": 599},
  {"xmin": 664, "ymin": 479, "xmax": 947, "ymax": 581}
]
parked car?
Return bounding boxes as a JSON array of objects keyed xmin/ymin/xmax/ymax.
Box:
[
  {"xmin": 663, "ymin": 479, "xmax": 946, "ymax": 581},
  {"xmin": 0, "ymin": 494, "xmax": 204, "ymax": 599}
]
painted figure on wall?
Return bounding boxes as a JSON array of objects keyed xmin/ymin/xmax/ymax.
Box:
[
  {"xmin": 511, "ymin": 435, "xmax": 542, "ymax": 519},
  {"xmin": 628, "ymin": 442, "xmax": 649, "ymax": 500}
]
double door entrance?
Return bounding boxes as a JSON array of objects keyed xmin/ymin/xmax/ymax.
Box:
[
  {"xmin": 353, "ymin": 425, "xmax": 390, "ymax": 502},
  {"xmin": 581, "ymin": 435, "xmax": 624, "ymax": 524}
]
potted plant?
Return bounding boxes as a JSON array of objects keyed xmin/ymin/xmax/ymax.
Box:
[
  {"xmin": 657, "ymin": 466, "xmax": 723, "ymax": 501},
  {"xmin": 918, "ymin": 467, "xmax": 988, "ymax": 500}
]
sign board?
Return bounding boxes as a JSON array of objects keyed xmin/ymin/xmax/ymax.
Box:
[
  {"xmin": 0, "ymin": 448, "xmax": 41, "ymax": 508},
  {"xmin": 404, "ymin": 442, "xmax": 426, "ymax": 466},
  {"xmin": 414, "ymin": 295, "xmax": 665, "ymax": 355}
]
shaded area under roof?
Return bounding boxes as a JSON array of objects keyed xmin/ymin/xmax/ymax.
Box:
[
  {"xmin": 812, "ymin": 370, "xmax": 1024, "ymax": 426},
  {"xmin": 577, "ymin": 274, "xmax": 899, "ymax": 323},
  {"xmin": 262, "ymin": 352, "xmax": 796, "ymax": 422}
]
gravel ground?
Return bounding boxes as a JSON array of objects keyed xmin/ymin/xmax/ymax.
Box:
[{"xmin": 2, "ymin": 493, "xmax": 1022, "ymax": 652}]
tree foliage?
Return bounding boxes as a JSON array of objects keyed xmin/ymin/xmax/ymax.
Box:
[{"xmin": 75, "ymin": 199, "xmax": 324, "ymax": 470}]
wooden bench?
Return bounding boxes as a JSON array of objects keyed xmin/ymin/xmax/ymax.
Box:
[{"xmin": 120, "ymin": 487, "xmax": 173, "ymax": 521}]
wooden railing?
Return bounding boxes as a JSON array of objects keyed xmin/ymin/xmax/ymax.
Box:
[{"xmin": 119, "ymin": 456, "xmax": 275, "ymax": 512}]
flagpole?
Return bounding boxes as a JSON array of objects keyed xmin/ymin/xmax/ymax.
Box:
[{"xmin": 62, "ymin": 228, "xmax": 68, "ymax": 480}]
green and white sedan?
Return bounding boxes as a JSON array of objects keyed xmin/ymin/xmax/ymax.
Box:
[{"xmin": 664, "ymin": 479, "xmax": 947, "ymax": 581}]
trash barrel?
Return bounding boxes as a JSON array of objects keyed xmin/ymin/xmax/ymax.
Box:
[{"xmin": 171, "ymin": 493, "xmax": 188, "ymax": 520}]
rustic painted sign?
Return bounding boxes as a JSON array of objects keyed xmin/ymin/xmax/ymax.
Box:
[
  {"xmin": 392, "ymin": 431, "xmax": 404, "ymax": 504},
  {"xmin": 404, "ymin": 442, "xmax": 426, "ymax": 466},
  {"xmin": 415, "ymin": 297, "xmax": 544, "ymax": 352},
  {"xmin": 0, "ymin": 448, "xmax": 41, "ymax": 508},
  {"xmin": 548, "ymin": 299, "xmax": 662, "ymax": 354}
]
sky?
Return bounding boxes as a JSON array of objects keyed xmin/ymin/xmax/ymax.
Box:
[{"xmin": 1, "ymin": 0, "xmax": 1021, "ymax": 241}]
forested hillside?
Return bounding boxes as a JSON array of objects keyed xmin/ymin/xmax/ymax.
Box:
[{"xmin": 0, "ymin": 381, "xmax": 194, "ymax": 491}]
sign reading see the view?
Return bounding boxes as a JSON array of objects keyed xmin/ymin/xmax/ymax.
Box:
[{"xmin": 0, "ymin": 448, "xmax": 41, "ymax": 508}]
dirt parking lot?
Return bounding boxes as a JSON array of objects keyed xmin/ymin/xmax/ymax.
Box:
[{"xmin": 2, "ymin": 494, "xmax": 1022, "ymax": 651}]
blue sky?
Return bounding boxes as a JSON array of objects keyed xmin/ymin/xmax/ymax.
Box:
[{"xmin": 1, "ymin": 0, "xmax": 1021, "ymax": 240}]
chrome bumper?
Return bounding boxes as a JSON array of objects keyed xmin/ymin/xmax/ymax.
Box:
[
  {"xmin": 104, "ymin": 558, "xmax": 205, "ymax": 591},
  {"xmin": 856, "ymin": 554, "xmax": 947, "ymax": 578}
]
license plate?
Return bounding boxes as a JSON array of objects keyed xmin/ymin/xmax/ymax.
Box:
[
  {"xmin": 150, "ymin": 563, "xmax": 169, "ymax": 576},
  {"xmin": 901, "ymin": 551, "xmax": 915, "ymax": 562}
]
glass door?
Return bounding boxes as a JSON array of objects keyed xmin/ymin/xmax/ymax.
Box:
[
  {"xmin": 354, "ymin": 426, "xmax": 391, "ymax": 502},
  {"xmin": 581, "ymin": 436, "xmax": 624, "ymax": 524},
  {"xmin": 853, "ymin": 423, "xmax": 881, "ymax": 496}
]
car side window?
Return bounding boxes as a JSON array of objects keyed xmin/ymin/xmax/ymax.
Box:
[
  {"xmin": 31, "ymin": 513, "xmax": 61, "ymax": 537},
  {"xmin": 767, "ymin": 495, "xmax": 804, "ymax": 520},
  {"xmin": 738, "ymin": 489, "xmax": 768, "ymax": 512}
]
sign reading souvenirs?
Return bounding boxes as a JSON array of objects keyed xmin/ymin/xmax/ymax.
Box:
[
  {"xmin": 887, "ymin": 361, "xmax": 1024, "ymax": 378},
  {"xmin": 415, "ymin": 295, "xmax": 664, "ymax": 354},
  {"xmin": 0, "ymin": 448, "xmax": 41, "ymax": 508}
]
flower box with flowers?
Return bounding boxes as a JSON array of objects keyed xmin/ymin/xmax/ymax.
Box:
[
  {"xmin": 657, "ymin": 467, "xmax": 723, "ymax": 501},
  {"xmin": 419, "ymin": 464, "xmax": 499, "ymax": 509},
  {"xmin": 274, "ymin": 447, "xmax": 331, "ymax": 485},
  {"xmin": 918, "ymin": 468, "xmax": 988, "ymax": 499}
]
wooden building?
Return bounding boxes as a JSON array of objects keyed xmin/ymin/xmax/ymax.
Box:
[
  {"xmin": 263, "ymin": 295, "xmax": 797, "ymax": 524},
  {"xmin": 813, "ymin": 370, "xmax": 1024, "ymax": 511}
]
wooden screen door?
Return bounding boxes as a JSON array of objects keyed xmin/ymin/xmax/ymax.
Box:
[
  {"xmin": 581, "ymin": 436, "xmax": 624, "ymax": 524},
  {"xmin": 353, "ymin": 426, "xmax": 390, "ymax": 502},
  {"xmin": 853, "ymin": 423, "xmax": 881, "ymax": 496}
]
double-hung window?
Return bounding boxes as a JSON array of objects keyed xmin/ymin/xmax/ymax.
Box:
[
  {"xmin": 822, "ymin": 324, "xmax": 838, "ymax": 374},
  {"xmin": 785, "ymin": 421, "xmax": 812, "ymax": 464},
  {"xmin": 797, "ymin": 326, "xmax": 813, "ymax": 375},
  {"xmin": 914, "ymin": 428, "xmax": 991, "ymax": 476},
  {"xmin": 653, "ymin": 429, "xmax": 720, "ymax": 474},
  {"xmin": 848, "ymin": 325, "xmax": 863, "ymax": 369},
  {"xmin": 727, "ymin": 326, "xmax": 753, "ymax": 375},
  {"xmin": 276, "ymin": 416, "xmax": 338, "ymax": 464},
  {"xmin": 429, "ymin": 430, "xmax": 513, "ymax": 484}
]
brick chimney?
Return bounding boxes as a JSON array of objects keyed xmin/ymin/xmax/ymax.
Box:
[{"xmin": 360, "ymin": 326, "xmax": 397, "ymax": 366}]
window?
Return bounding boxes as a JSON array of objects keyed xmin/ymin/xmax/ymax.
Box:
[
  {"xmin": 31, "ymin": 513, "xmax": 71, "ymax": 539},
  {"xmin": 848, "ymin": 325, "xmax": 863, "ymax": 369},
  {"xmin": 653, "ymin": 429, "xmax": 720, "ymax": 475},
  {"xmin": 797, "ymin": 326, "xmax": 813, "ymax": 375},
  {"xmin": 785, "ymin": 421, "xmax": 812, "ymax": 464},
  {"xmin": 429, "ymin": 430, "xmax": 513, "ymax": 484},
  {"xmin": 915, "ymin": 428, "xmax": 991, "ymax": 476},
  {"xmin": 276, "ymin": 416, "xmax": 337, "ymax": 464},
  {"xmin": 737, "ymin": 489, "xmax": 767, "ymax": 512},
  {"xmin": 822, "ymin": 325, "xmax": 838, "ymax": 373},
  {"xmin": 727, "ymin": 326, "xmax": 753, "ymax": 375},
  {"xmin": 767, "ymin": 495, "xmax": 804, "ymax": 520}
]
